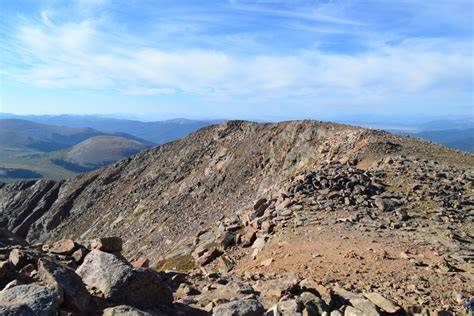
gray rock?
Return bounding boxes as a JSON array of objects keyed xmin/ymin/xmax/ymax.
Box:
[
  {"xmin": 37, "ymin": 258, "xmax": 91, "ymax": 312},
  {"xmin": 343, "ymin": 301, "xmax": 379, "ymax": 316},
  {"xmin": 251, "ymin": 238, "xmax": 266, "ymax": 249},
  {"xmin": 373, "ymin": 198, "xmax": 399, "ymax": 212},
  {"xmin": 364, "ymin": 293, "xmax": 400, "ymax": 314},
  {"xmin": 213, "ymin": 299, "xmax": 265, "ymax": 316},
  {"xmin": 76, "ymin": 250, "xmax": 172, "ymax": 309},
  {"xmin": 221, "ymin": 231, "xmax": 237, "ymax": 250},
  {"xmin": 0, "ymin": 284, "xmax": 60, "ymax": 316},
  {"xmin": 2, "ymin": 280, "xmax": 22, "ymax": 291},
  {"xmin": 102, "ymin": 305, "xmax": 153, "ymax": 316},
  {"xmin": 333, "ymin": 287, "xmax": 379, "ymax": 316},
  {"xmin": 278, "ymin": 299, "xmax": 303, "ymax": 315},
  {"xmin": 300, "ymin": 292, "xmax": 328, "ymax": 314}
]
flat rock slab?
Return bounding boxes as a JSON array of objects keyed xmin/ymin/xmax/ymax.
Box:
[
  {"xmin": 213, "ymin": 299, "xmax": 265, "ymax": 316},
  {"xmin": 364, "ymin": 292, "xmax": 401, "ymax": 313},
  {"xmin": 0, "ymin": 284, "xmax": 60, "ymax": 316}
]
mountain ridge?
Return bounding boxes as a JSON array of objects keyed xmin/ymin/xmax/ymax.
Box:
[
  {"xmin": 1, "ymin": 119, "xmax": 473, "ymax": 313},
  {"xmin": 1, "ymin": 120, "xmax": 472, "ymax": 261}
]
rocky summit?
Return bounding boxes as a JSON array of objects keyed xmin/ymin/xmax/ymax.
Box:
[{"xmin": 0, "ymin": 120, "xmax": 473, "ymax": 315}]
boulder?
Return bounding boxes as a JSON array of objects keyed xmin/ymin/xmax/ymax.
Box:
[
  {"xmin": 364, "ymin": 293, "xmax": 400, "ymax": 313},
  {"xmin": 278, "ymin": 299, "xmax": 303, "ymax": 314},
  {"xmin": 102, "ymin": 304, "xmax": 153, "ymax": 316},
  {"xmin": 373, "ymin": 198, "xmax": 399, "ymax": 212},
  {"xmin": 220, "ymin": 231, "xmax": 237, "ymax": 250},
  {"xmin": 251, "ymin": 237, "xmax": 266, "ymax": 249},
  {"xmin": 37, "ymin": 258, "xmax": 91, "ymax": 312},
  {"xmin": 217, "ymin": 256, "xmax": 234, "ymax": 273},
  {"xmin": 44, "ymin": 239, "xmax": 78, "ymax": 255},
  {"xmin": 300, "ymin": 292, "xmax": 328, "ymax": 314},
  {"xmin": 0, "ymin": 284, "xmax": 60, "ymax": 315},
  {"xmin": 90, "ymin": 237, "xmax": 123, "ymax": 253},
  {"xmin": 9, "ymin": 249, "xmax": 37, "ymax": 269},
  {"xmin": 254, "ymin": 198, "xmax": 268, "ymax": 210},
  {"xmin": 213, "ymin": 299, "xmax": 265, "ymax": 316},
  {"xmin": 76, "ymin": 250, "xmax": 173, "ymax": 309},
  {"xmin": 333, "ymin": 287, "xmax": 379, "ymax": 316}
]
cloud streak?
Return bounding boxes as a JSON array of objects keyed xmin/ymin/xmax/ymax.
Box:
[{"xmin": 1, "ymin": 0, "xmax": 472, "ymax": 111}]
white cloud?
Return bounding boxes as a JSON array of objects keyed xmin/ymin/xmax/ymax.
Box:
[{"xmin": 4, "ymin": 7, "xmax": 472, "ymax": 104}]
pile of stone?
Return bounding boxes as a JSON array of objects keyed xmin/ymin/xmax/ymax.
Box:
[
  {"xmin": 1, "ymin": 227, "xmax": 461, "ymax": 315},
  {"xmin": 0, "ymin": 234, "xmax": 181, "ymax": 315},
  {"xmin": 286, "ymin": 161, "xmax": 386, "ymax": 210},
  {"xmin": 375, "ymin": 156, "xmax": 473, "ymax": 224},
  {"xmin": 166, "ymin": 161, "xmax": 402, "ymax": 272},
  {"xmin": 168, "ymin": 268, "xmax": 405, "ymax": 315}
]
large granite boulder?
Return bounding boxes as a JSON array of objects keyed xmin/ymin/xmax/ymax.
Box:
[
  {"xmin": 76, "ymin": 250, "xmax": 173, "ymax": 309},
  {"xmin": 37, "ymin": 258, "xmax": 92, "ymax": 312}
]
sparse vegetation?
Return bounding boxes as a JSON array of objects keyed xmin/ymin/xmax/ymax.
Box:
[{"xmin": 155, "ymin": 254, "xmax": 195, "ymax": 271}]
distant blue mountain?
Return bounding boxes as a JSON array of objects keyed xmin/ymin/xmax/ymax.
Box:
[
  {"xmin": 0, "ymin": 114, "xmax": 221, "ymax": 145},
  {"xmin": 407, "ymin": 128, "xmax": 474, "ymax": 153}
]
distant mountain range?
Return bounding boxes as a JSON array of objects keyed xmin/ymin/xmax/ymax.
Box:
[
  {"xmin": 0, "ymin": 114, "xmax": 471, "ymax": 181},
  {"xmin": 406, "ymin": 128, "xmax": 474, "ymax": 153},
  {"xmin": 0, "ymin": 119, "xmax": 153, "ymax": 181},
  {"xmin": 0, "ymin": 113, "xmax": 220, "ymax": 145},
  {"xmin": 333, "ymin": 116, "xmax": 473, "ymax": 153}
]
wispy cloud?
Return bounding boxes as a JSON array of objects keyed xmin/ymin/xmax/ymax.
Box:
[{"xmin": 1, "ymin": 0, "xmax": 472, "ymax": 113}]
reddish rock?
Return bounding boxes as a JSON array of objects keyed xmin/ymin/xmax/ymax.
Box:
[
  {"xmin": 196, "ymin": 247, "xmax": 223, "ymax": 266},
  {"xmin": 44, "ymin": 239, "xmax": 77, "ymax": 255},
  {"xmin": 242, "ymin": 229, "xmax": 257, "ymax": 247},
  {"xmin": 131, "ymin": 257, "xmax": 150, "ymax": 268}
]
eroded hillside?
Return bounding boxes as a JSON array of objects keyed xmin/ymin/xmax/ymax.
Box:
[{"xmin": 1, "ymin": 120, "xmax": 472, "ymax": 265}]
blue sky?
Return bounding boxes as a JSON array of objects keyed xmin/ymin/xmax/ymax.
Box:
[{"xmin": 0, "ymin": 0, "xmax": 472, "ymax": 120}]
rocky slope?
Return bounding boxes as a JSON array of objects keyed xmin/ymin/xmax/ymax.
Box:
[{"xmin": 0, "ymin": 120, "xmax": 473, "ymax": 314}]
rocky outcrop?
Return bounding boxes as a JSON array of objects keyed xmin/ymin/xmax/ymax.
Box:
[
  {"xmin": 0, "ymin": 235, "xmax": 178, "ymax": 314},
  {"xmin": 0, "ymin": 120, "xmax": 473, "ymax": 315},
  {"xmin": 2, "ymin": 121, "xmax": 471, "ymax": 265},
  {"xmin": 159, "ymin": 156, "xmax": 472, "ymax": 314}
]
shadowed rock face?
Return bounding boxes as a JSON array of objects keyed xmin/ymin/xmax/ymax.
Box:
[{"xmin": 1, "ymin": 120, "xmax": 473, "ymax": 263}]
